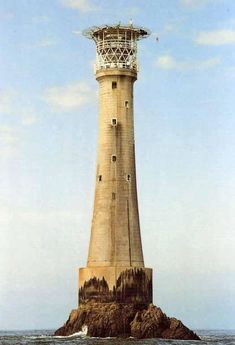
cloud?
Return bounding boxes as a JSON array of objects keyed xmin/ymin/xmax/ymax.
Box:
[
  {"xmin": 0, "ymin": 207, "xmax": 11, "ymax": 226},
  {"xmin": 164, "ymin": 23, "xmax": 179, "ymax": 33},
  {"xmin": 155, "ymin": 55, "xmax": 177, "ymax": 69},
  {"xmin": 0, "ymin": 146, "xmax": 18, "ymax": 158},
  {"xmin": 0, "ymin": 89, "xmax": 17, "ymax": 113},
  {"xmin": 0, "ymin": 115, "xmax": 38, "ymax": 158},
  {"xmin": 179, "ymin": 0, "xmax": 210, "ymax": 9},
  {"xmin": 0, "ymin": 207, "xmax": 82, "ymax": 226},
  {"xmin": 23, "ymin": 39, "xmax": 56, "ymax": 49},
  {"xmin": 0, "ymin": 126, "xmax": 19, "ymax": 145},
  {"xmin": 35, "ymin": 39, "xmax": 55, "ymax": 47},
  {"xmin": 72, "ymin": 30, "xmax": 82, "ymax": 35},
  {"xmin": 61, "ymin": 0, "xmax": 99, "ymax": 12},
  {"xmin": 43, "ymin": 81, "xmax": 96, "ymax": 112},
  {"xmin": 164, "ymin": 17, "xmax": 186, "ymax": 34},
  {"xmin": 21, "ymin": 111, "xmax": 38, "ymax": 126},
  {"xmin": 0, "ymin": 125, "xmax": 19, "ymax": 157},
  {"xmin": 21, "ymin": 116, "xmax": 38, "ymax": 126},
  {"xmin": 18, "ymin": 210, "xmax": 81, "ymax": 225},
  {"xmin": 195, "ymin": 29, "xmax": 235, "ymax": 45},
  {"xmin": 155, "ymin": 54, "xmax": 220, "ymax": 70},
  {"xmin": 0, "ymin": 89, "xmax": 39, "ymax": 126},
  {"xmin": 152, "ymin": 18, "xmax": 185, "ymax": 40}
]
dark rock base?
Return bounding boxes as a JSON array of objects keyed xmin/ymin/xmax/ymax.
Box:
[{"xmin": 55, "ymin": 302, "xmax": 200, "ymax": 340}]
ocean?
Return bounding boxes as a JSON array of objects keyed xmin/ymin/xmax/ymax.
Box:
[{"xmin": 0, "ymin": 330, "xmax": 235, "ymax": 345}]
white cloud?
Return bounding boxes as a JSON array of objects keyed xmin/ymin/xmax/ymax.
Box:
[
  {"xmin": 0, "ymin": 89, "xmax": 39, "ymax": 126},
  {"xmin": 155, "ymin": 55, "xmax": 177, "ymax": 69},
  {"xmin": 0, "ymin": 207, "xmax": 81, "ymax": 226},
  {"xmin": 0, "ymin": 91, "xmax": 39, "ymax": 156},
  {"xmin": 72, "ymin": 30, "xmax": 82, "ymax": 35},
  {"xmin": 21, "ymin": 114, "xmax": 38, "ymax": 126},
  {"xmin": 163, "ymin": 18, "xmax": 185, "ymax": 34},
  {"xmin": 164, "ymin": 23, "xmax": 178, "ymax": 33},
  {"xmin": 0, "ymin": 126, "xmax": 19, "ymax": 145},
  {"xmin": 180, "ymin": 0, "xmax": 210, "ymax": 9},
  {"xmin": 61, "ymin": 0, "xmax": 99, "ymax": 12},
  {"xmin": 0, "ymin": 125, "xmax": 19, "ymax": 157},
  {"xmin": 20, "ymin": 107, "xmax": 39, "ymax": 126},
  {"xmin": 0, "ymin": 89, "xmax": 17, "ymax": 113},
  {"xmin": 36, "ymin": 39, "xmax": 55, "ymax": 47},
  {"xmin": 18, "ymin": 210, "xmax": 81, "ymax": 225},
  {"xmin": 43, "ymin": 81, "xmax": 96, "ymax": 112},
  {"xmin": 195, "ymin": 29, "xmax": 235, "ymax": 45},
  {"xmin": 155, "ymin": 54, "xmax": 220, "ymax": 70},
  {"xmin": 23, "ymin": 39, "xmax": 56, "ymax": 49},
  {"xmin": 0, "ymin": 145, "xmax": 18, "ymax": 158},
  {"xmin": 0, "ymin": 207, "xmax": 11, "ymax": 226}
]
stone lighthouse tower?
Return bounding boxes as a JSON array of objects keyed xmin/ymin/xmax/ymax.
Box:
[
  {"xmin": 55, "ymin": 23, "xmax": 200, "ymax": 341},
  {"xmin": 79, "ymin": 24, "xmax": 152, "ymax": 304}
]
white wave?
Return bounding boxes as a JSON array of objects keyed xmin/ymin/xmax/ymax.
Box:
[
  {"xmin": 53, "ymin": 325, "xmax": 88, "ymax": 338},
  {"xmin": 24, "ymin": 335, "xmax": 51, "ymax": 339}
]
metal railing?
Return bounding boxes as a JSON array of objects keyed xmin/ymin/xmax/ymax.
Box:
[
  {"xmin": 95, "ymin": 38, "xmax": 138, "ymax": 72},
  {"xmin": 94, "ymin": 61, "xmax": 138, "ymax": 73},
  {"xmin": 96, "ymin": 39, "xmax": 137, "ymax": 51}
]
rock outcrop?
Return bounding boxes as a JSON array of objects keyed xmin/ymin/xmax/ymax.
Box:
[{"xmin": 54, "ymin": 302, "xmax": 200, "ymax": 340}]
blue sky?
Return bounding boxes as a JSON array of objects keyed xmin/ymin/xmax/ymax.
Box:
[{"xmin": 0, "ymin": 0, "xmax": 235, "ymax": 331}]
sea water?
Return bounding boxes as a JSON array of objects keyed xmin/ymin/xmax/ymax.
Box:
[{"xmin": 0, "ymin": 330, "xmax": 235, "ymax": 345}]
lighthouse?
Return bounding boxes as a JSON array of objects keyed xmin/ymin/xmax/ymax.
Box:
[
  {"xmin": 79, "ymin": 24, "xmax": 152, "ymax": 304},
  {"xmin": 55, "ymin": 23, "xmax": 200, "ymax": 341}
]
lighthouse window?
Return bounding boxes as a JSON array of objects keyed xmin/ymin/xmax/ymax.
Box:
[
  {"xmin": 112, "ymin": 193, "xmax": 116, "ymax": 200},
  {"xmin": 111, "ymin": 118, "xmax": 117, "ymax": 126},
  {"xmin": 111, "ymin": 155, "xmax": 117, "ymax": 162},
  {"xmin": 127, "ymin": 174, "xmax": 131, "ymax": 181},
  {"xmin": 98, "ymin": 175, "xmax": 102, "ymax": 181},
  {"xmin": 124, "ymin": 100, "xmax": 129, "ymax": 108},
  {"xmin": 112, "ymin": 81, "xmax": 117, "ymax": 89}
]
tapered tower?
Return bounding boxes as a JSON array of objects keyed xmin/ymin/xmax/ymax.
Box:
[{"xmin": 79, "ymin": 24, "xmax": 152, "ymax": 304}]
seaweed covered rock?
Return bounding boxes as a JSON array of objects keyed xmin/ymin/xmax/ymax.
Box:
[
  {"xmin": 54, "ymin": 302, "xmax": 200, "ymax": 340},
  {"xmin": 130, "ymin": 304, "xmax": 199, "ymax": 340}
]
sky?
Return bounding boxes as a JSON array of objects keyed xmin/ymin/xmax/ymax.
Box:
[{"xmin": 0, "ymin": 0, "xmax": 235, "ymax": 331}]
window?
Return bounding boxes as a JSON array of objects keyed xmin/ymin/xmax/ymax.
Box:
[
  {"xmin": 98, "ymin": 175, "xmax": 102, "ymax": 181},
  {"xmin": 127, "ymin": 174, "xmax": 131, "ymax": 181},
  {"xmin": 111, "ymin": 118, "xmax": 117, "ymax": 126},
  {"xmin": 112, "ymin": 81, "xmax": 117, "ymax": 89},
  {"xmin": 112, "ymin": 192, "xmax": 116, "ymax": 200},
  {"xmin": 124, "ymin": 100, "xmax": 129, "ymax": 108},
  {"xmin": 111, "ymin": 155, "xmax": 117, "ymax": 162}
]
